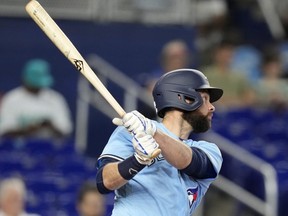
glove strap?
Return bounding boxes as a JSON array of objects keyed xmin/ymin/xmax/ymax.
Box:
[{"xmin": 118, "ymin": 155, "xmax": 146, "ymax": 180}]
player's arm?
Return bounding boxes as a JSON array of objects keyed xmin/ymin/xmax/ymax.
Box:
[
  {"xmin": 114, "ymin": 110, "xmax": 217, "ymax": 179},
  {"xmin": 154, "ymin": 130, "xmax": 217, "ymax": 178},
  {"xmin": 153, "ymin": 130, "xmax": 192, "ymax": 169},
  {"xmin": 97, "ymin": 161, "xmax": 128, "ymax": 193},
  {"xmin": 96, "ymin": 134, "xmax": 158, "ymax": 194}
]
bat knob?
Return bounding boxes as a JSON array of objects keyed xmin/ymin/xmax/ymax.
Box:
[{"xmin": 151, "ymin": 149, "xmax": 161, "ymax": 159}]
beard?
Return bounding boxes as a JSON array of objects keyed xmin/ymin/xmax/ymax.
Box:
[{"xmin": 182, "ymin": 111, "xmax": 211, "ymax": 133}]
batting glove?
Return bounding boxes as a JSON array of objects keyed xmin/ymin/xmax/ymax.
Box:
[
  {"xmin": 113, "ymin": 110, "xmax": 156, "ymax": 136},
  {"xmin": 132, "ymin": 132, "xmax": 159, "ymax": 165}
]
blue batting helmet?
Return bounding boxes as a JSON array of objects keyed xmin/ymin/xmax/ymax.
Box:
[{"xmin": 152, "ymin": 69, "xmax": 223, "ymax": 118}]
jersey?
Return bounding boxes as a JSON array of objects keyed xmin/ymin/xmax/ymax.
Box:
[{"xmin": 98, "ymin": 121, "xmax": 222, "ymax": 216}]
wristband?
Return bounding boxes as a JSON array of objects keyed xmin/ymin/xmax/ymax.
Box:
[{"xmin": 118, "ymin": 155, "xmax": 146, "ymax": 180}]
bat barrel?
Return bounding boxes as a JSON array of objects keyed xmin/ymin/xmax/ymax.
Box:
[{"xmin": 25, "ymin": 0, "xmax": 126, "ymax": 117}]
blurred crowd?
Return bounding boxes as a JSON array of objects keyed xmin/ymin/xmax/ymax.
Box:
[
  {"xmin": 0, "ymin": 59, "xmax": 109, "ymax": 215},
  {"xmin": 139, "ymin": 38, "xmax": 288, "ymax": 120},
  {"xmin": 136, "ymin": 2, "xmax": 288, "ymax": 214},
  {"xmin": 0, "ymin": 177, "xmax": 106, "ymax": 216}
]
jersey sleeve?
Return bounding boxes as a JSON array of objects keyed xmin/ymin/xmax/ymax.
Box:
[
  {"xmin": 98, "ymin": 126, "xmax": 134, "ymax": 163},
  {"xmin": 193, "ymin": 141, "xmax": 223, "ymax": 174}
]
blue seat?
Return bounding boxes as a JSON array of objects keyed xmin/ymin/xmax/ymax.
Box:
[
  {"xmin": 0, "ymin": 161, "xmax": 26, "ymax": 175},
  {"xmin": 0, "ymin": 139, "xmax": 15, "ymax": 151},
  {"xmin": 24, "ymin": 139, "xmax": 56, "ymax": 156},
  {"xmin": 0, "ymin": 151, "xmax": 35, "ymax": 175}
]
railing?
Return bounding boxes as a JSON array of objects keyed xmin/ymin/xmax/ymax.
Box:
[
  {"xmin": 75, "ymin": 54, "xmax": 153, "ymax": 153},
  {"xmin": 202, "ymin": 132, "xmax": 278, "ymax": 216},
  {"xmin": 75, "ymin": 54, "xmax": 278, "ymax": 216},
  {"xmin": 256, "ymin": 0, "xmax": 285, "ymax": 39}
]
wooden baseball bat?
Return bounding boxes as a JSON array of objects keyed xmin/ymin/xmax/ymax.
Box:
[
  {"xmin": 25, "ymin": 0, "xmax": 161, "ymax": 158},
  {"xmin": 25, "ymin": 0, "xmax": 126, "ymax": 117}
]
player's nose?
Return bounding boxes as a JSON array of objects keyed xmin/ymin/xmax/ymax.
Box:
[{"xmin": 209, "ymin": 103, "xmax": 215, "ymax": 112}]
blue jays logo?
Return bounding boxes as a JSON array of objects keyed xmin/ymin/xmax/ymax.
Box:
[{"xmin": 187, "ymin": 187, "xmax": 198, "ymax": 207}]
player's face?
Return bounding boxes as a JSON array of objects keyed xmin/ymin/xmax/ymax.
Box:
[{"xmin": 182, "ymin": 92, "xmax": 215, "ymax": 133}]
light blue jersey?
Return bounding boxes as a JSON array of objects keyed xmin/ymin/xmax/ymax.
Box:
[{"xmin": 98, "ymin": 121, "xmax": 222, "ymax": 216}]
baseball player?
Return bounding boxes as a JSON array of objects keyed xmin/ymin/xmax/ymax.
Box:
[{"xmin": 96, "ymin": 69, "xmax": 224, "ymax": 215}]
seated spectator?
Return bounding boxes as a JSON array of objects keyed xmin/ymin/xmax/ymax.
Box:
[
  {"xmin": 76, "ymin": 182, "xmax": 106, "ymax": 216},
  {"xmin": 201, "ymin": 41, "xmax": 256, "ymax": 110},
  {"xmin": 0, "ymin": 59, "xmax": 73, "ymax": 140},
  {"xmin": 255, "ymin": 52, "xmax": 288, "ymax": 110},
  {"xmin": 144, "ymin": 39, "xmax": 192, "ymax": 93},
  {"xmin": 0, "ymin": 177, "xmax": 39, "ymax": 216},
  {"xmin": 194, "ymin": 0, "xmax": 229, "ymax": 66},
  {"xmin": 139, "ymin": 40, "xmax": 192, "ymax": 119}
]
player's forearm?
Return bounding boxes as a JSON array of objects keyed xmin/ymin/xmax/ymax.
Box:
[
  {"xmin": 154, "ymin": 129, "xmax": 192, "ymax": 169},
  {"xmin": 102, "ymin": 162, "xmax": 128, "ymax": 190}
]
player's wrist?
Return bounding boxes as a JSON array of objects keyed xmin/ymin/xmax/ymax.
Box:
[{"xmin": 118, "ymin": 155, "xmax": 146, "ymax": 180}]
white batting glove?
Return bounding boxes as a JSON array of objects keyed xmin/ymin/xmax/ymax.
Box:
[
  {"xmin": 132, "ymin": 133, "xmax": 159, "ymax": 165},
  {"xmin": 112, "ymin": 110, "xmax": 156, "ymax": 136}
]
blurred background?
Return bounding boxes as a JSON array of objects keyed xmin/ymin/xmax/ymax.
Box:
[{"xmin": 0, "ymin": 0, "xmax": 288, "ymax": 215}]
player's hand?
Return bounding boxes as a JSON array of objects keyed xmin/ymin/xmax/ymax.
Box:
[
  {"xmin": 112, "ymin": 110, "xmax": 156, "ymax": 136},
  {"xmin": 132, "ymin": 132, "xmax": 160, "ymax": 165}
]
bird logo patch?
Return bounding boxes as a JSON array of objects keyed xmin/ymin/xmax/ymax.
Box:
[{"xmin": 187, "ymin": 187, "xmax": 198, "ymax": 207}]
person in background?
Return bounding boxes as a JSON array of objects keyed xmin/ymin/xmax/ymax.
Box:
[
  {"xmin": 145, "ymin": 39, "xmax": 192, "ymax": 93},
  {"xmin": 255, "ymin": 52, "xmax": 288, "ymax": 111},
  {"xmin": 201, "ymin": 41, "xmax": 255, "ymax": 110},
  {"xmin": 139, "ymin": 40, "xmax": 192, "ymax": 119},
  {"xmin": 193, "ymin": 0, "xmax": 230, "ymax": 66},
  {"xmin": 0, "ymin": 177, "xmax": 39, "ymax": 216},
  {"xmin": 77, "ymin": 182, "xmax": 106, "ymax": 216},
  {"xmin": 0, "ymin": 58, "xmax": 73, "ymax": 140}
]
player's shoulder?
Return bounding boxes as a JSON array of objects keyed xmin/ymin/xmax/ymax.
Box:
[
  {"xmin": 191, "ymin": 140, "xmax": 221, "ymax": 156},
  {"xmin": 99, "ymin": 125, "xmax": 134, "ymax": 161},
  {"xmin": 192, "ymin": 140, "xmax": 218, "ymax": 147},
  {"xmin": 192, "ymin": 140, "xmax": 223, "ymax": 173},
  {"xmin": 110, "ymin": 125, "xmax": 131, "ymax": 139},
  {"xmin": 105, "ymin": 125, "xmax": 133, "ymax": 147}
]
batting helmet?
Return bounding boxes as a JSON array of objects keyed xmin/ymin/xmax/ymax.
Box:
[{"xmin": 152, "ymin": 69, "xmax": 223, "ymax": 118}]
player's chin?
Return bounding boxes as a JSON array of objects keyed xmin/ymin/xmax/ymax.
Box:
[
  {"xmin": 203, "ymin": 119, "xmax": 212, "ymax": 132},
  {"xmin": 208, "ymin": 118, "xmax": 212, "ymax": 125},
  {"xmin": 193, "ymin": 121, "xmax": 211, "ymax": 133},
  {"xmin": 205, "ymin": 123, "xmax": 212, "ymax": 132}
]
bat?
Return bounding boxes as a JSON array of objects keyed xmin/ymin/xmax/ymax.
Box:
[
  {"xmin": 25, "ymin": 0, "xmax": 125, "ymax": 117},
  {"xmin": 25, "ymin": 0, "xmax": 161, "ymax": 158}
]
